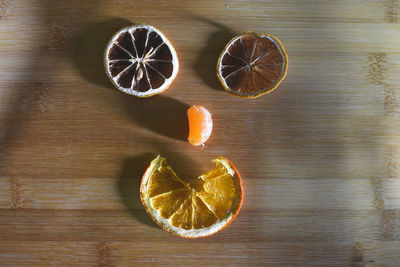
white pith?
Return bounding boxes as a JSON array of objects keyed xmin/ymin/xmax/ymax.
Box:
[
  {"xmin": 105, "ymin": 25, "xmax": 179, "ymax": 97},
  {"xmin": 141, "ymin": 155, "xmax": 241, "ymax": 238}
]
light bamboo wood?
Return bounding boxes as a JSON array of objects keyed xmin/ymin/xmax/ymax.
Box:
[{"xmin": 1, "ymin": 0, "xmax": 400, "ymax": 266}]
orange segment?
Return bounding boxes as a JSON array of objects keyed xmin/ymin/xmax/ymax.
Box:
[
  {"xmin": 150, "ymin": 188, "xmax": 190, "ymax": 219},
  {"xmin": 170, "ymin": 197, "xmax": 193, "ymax": 230},
  {"xmin": 197, "ymin": 159, "xmax": 237, "ymax": 217},
  {"xmin": 146, "ymin": 160, "xmax": 187, "ymax": 198},
  {"xmin": 187, "ymin": 105, "xmax": 213, "ymax": 146},
  {"xmin": 192, "ymin": 196, "xmax": 218, "ymax": 228},
  {"xmin": 140, "ymin": 155, "xmax": 243, "ymax": 238}
]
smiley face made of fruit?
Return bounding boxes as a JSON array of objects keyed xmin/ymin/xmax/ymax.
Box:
[{"xmin": 104, "ymin": 24, "xmax": 287, "ymax": 237}]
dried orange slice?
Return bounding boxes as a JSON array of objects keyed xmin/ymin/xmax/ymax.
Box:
[
  {"xmin": 187, "ymin": 105, "xmax": 213, "ymax": 146},
  {"xmin": 140, "ymin": 155, "xmax": 243, "ymax": 238},
  {"xmin": 104, "ymin": 25, "xmax": 179, "ymax": 97},
  {"xmin": 217, "ymin": 32, "xmax": 288, "ymax": 98}
]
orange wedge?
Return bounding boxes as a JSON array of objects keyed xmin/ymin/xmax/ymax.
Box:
[
  {"xmin": 187, "ymin": 105, "xmax": 213, "ymax": 146},
  {"xmin": 140, "ymin": 155, "xmax": 243, "ymax": 238}
]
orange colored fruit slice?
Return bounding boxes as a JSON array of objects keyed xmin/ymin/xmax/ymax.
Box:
[
  {"xmin": 104, "ymin": 25, "xmax": 179, "ymax": 97},
  {"xmin": 140, "ymin": 155, "xmax": 243, "ymax": 238},
  {"xmin": 217, "ymin": 32, "xmax": 288, "ymax": 98},
  {"xmin": 187, "ymin": 105, "xmax": 213, "ymax": 146}
]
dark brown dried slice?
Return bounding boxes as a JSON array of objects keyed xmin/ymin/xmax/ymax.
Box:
[
  {"xmin": 104, "ymin": 25, "xmax": 179, "ymax": 97},
  {"xmin": 217, "ymin": 32, "xmax": 288, "ymax": 98}
]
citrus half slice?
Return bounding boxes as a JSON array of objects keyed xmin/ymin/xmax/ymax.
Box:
[
  {"xmin": 140, "ymin": 155, "xmax": 243, "ymax": 238},
  {"xmin": 104, "ymin": 25, "xmax": 179, "ymax": 97},
  {"xmin": 217, "ymin": 32, "xmax": 288, "ymax": 98}
]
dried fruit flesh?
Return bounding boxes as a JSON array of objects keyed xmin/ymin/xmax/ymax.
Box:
[
  {"xmin": 104, "ymin": 25, "xmax": 179, "ymax": 97},
  {"xmin": 140, "ymin": 155, "xmax": 243, "ymax": 238},
  {"xmin": 217, "ymin": 32, "xmax": 288, "ymax": 98}
]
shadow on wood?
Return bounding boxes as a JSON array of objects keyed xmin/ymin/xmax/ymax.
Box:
[
  {"xmin": 192, "ymin": 16, "xmax": 234, "ymax": 91},
  {"xmin": 118, "ymin": 94, "xmax": 190, "ymax": 141},
  {"xmin": 0, "ymin": 0, "xmax": 109, "ymax": 174},
  {"xmin": 73, "ymin": 17, "xmax": 190, "ymax": 141},
  {"xmin": 117, "ymin": 153, "xmax": 158, "ymax": 228},
  {"xmin": 73, "ymin": 18, "xmax": 133, "ymax": 89}
]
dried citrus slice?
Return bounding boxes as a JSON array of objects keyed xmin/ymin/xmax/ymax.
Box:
[
  {"xmin": 140, "ymin": 155, "xmax": 243, "ymax": 238},
  {"xmin": 187, "ymin": 105, "xmax": 213, "ymax": 146},
  {"xmin": 217, "ymin": 32, "xmax": 288, "ymax": 98},
  {"xmin": 104, "ymin": 25, "xmax": 179, "ymax": 97}
]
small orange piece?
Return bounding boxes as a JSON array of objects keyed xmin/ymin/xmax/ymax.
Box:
[
  {"xmin": 187, "ymin": 105, "xmax": 213, "ymax": 146},
  {"xmin": 140, "ymin": 155, "xmax": 243, "ymax": 238}
]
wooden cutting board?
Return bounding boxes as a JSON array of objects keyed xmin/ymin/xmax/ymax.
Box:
[{"xmin": 1, "ymin": 0, "xmax": 400, "ymax": 266}]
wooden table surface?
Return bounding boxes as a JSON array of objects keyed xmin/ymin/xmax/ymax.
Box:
[{"xmin": 1, "ymin": 0, "xmax": 400, "ymax": 266}]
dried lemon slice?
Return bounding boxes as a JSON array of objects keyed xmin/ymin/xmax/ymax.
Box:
[{"xmin": 104, "ymin": 25, "xmax": 179, "ymax": 97}]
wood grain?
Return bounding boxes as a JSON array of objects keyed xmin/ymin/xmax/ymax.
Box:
[{"xmin": 1, "ymin": 0, "xmax": 400, "ymax": 266}]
